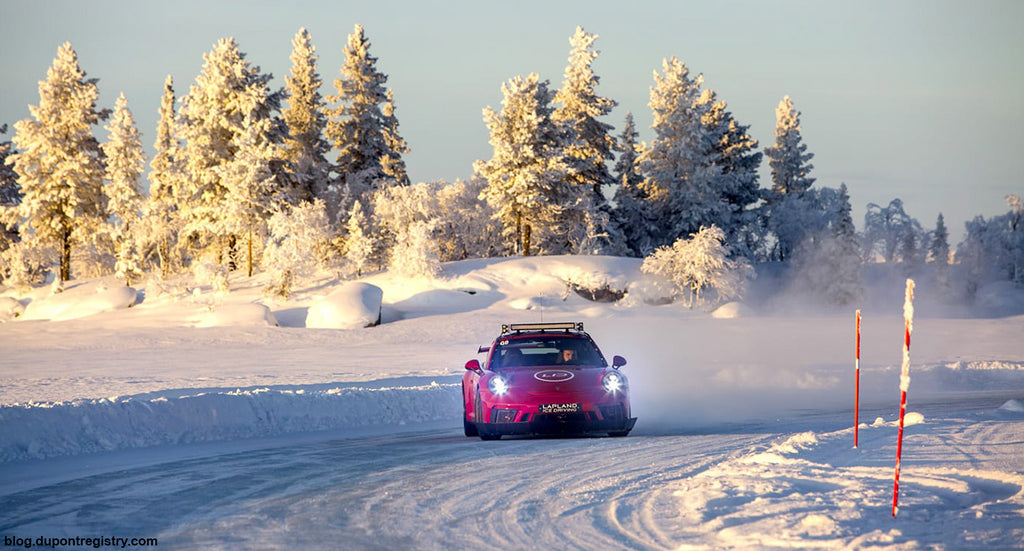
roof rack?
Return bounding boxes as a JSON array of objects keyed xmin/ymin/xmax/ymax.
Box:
[{"xmin": 501, "ymin": 322, "xmax": 584, "ymax": 334}]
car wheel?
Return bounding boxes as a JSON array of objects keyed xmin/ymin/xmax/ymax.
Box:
[
  {"xmin": 462, "ymin": 383, "xmax": 478, "ymax": 437},
  {"xmin": 480, "ymin": 433, "xmax": 502, "ymax": 441},
  {"xmin": 608, "ymin": 430, "xmax": 630, "ymax": 437}
]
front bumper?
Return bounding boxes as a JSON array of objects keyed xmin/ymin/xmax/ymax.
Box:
[{"xmin": 475, "ymin": 414, "xmax": 637, "ymax": 437}]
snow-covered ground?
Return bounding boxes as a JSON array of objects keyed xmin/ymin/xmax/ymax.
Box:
[{"xmin": 2, "ymin": 256, "xmax": 1023, "ymax": 549}]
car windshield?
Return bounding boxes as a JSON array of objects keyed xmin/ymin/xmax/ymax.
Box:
[{"xmin": 491, "ymin": 335, "xmax": 606, "ymax": 369}]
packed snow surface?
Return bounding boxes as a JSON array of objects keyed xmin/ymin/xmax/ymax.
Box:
[{"xmin": 2, "ymin": 255, "xmax": 1023, "ymax": 549}]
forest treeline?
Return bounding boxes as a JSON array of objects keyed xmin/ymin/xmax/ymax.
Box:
[{"xmin": 0, "ymin": 25, "xmax": 1021, "ymax": 308}]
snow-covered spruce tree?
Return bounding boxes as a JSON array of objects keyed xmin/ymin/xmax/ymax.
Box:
[
  {"xmin": 929, "ymin": 212, "xmax": 951, "ymax": 293},
  {"xmin": 342, "ymin": 199, "xmax": 374, "ymax": 276},
  {"xmin": 552, "ymin": 26, "xmax": 624, "ymax": 255},
  {"xmin": 765, "ymin": 96, "xmax": 814, "ymax": 196},
  {"xmin": 762, "ymin": 96, "xmax": 817, "ymax": 262},
  {"xmin": 641, "ymin": 225, "xmax": 754, "ymax": 310},
  {"xmin": 262, "ymin": 199, "xmax": 332, "ymax": 298},
  {"xmin": 102, "ymin": 93, "xmax": 146, "ymax": 285},
  {"xmin": 475, "ymin": 73, "xmax": 575, "ymax": 256},
  {"xmin": 0, "ymin": 124, "xmax": 20, "ymax": 258},
  {"xmin": 222, "ymin": 114, "xmax": 284, "ymax": 277},
  {"xmin": 7, "ymin": 43, "xmax": 109, "ymax": 282},
  {"xmin": 282, "ymin": 28, "xmax": 332, "ymax": 206},
  {"xmin": 637, "ymin": 58, "xmax": 723, "ymax": 250},
  {"xmin": 699, "ymin": 89, "xmax": 762, "ymax": 257},
  {"xmin": 177, "ymin": 38, "xmax": 285, "ymax": 274},
  {"xmin": 612, "ymin": 112, "xmax": 655, "ymax": 256},
  {"xmin": 379, "ymin": 89, "xmax": 409, "ymax": 187},
  {"xmin": 326, "ymin": 24, "xmax": 409, "ymax": 221},
  {"xmin": 141, "ymin": 75, "xmax": 185, "ymax": 276}
]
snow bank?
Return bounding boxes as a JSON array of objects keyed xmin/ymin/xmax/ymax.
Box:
[
  {"xmin": 195, "ymin": 302, "xmax": 278, "ymax": 328},
  {"xmin": 20, "ymin": 284, "xmax": 138, "ymax": 321},
  {"xmin": 0, "ymin": 296, "xmax": 25, "ymax": 322},
  {"xmin": 711, "ymin": 301, "xmax": 755, "ymax": 318},
  {"xmin": 0, "ymin": 382, "xmax": 460, "ymax": 462},
  {"xmin": 306, "ymin": 282, "xmax": 383, "ymax": 329}
]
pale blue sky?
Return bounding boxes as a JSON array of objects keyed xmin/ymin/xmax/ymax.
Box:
[{"xmin": 2, "ymin": 0, "xmax": 1021, "ymax": 243}]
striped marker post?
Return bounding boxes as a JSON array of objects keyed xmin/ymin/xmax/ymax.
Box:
[
  {"xmin": 854, "ymin": 310, "xmax": 861, "ymax": 448},
  {"xmin": 892, "ymin": 279, "xmax": 915, "ymax": 517}
]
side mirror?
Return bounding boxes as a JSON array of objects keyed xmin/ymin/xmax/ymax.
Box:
[
  {"xmin": 465, "ymin": 359, "xmax": 483, "ymax": 372},
  {"xmin": 612, "ymin": 355, "xmax": 627, "ymax": 369}
]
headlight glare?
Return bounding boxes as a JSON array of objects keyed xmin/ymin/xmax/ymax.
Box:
[
  {"xmin": 602, "ymin": 372, "xmax": 624, "ymax": 393},
  {"xmin": 487, "ymin": 375, "xmax": 510, "ymax": 396}
]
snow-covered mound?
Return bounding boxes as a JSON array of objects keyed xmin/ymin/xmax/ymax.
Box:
[
  {"xmin": 20, "ymin": 283, "xmax": 137, "ymax": 321},
  {"xmin": 711, "ymin": 301, "xmax": 755, "ymax": 318},
  {"xmin": 195, "ymin": 302, "xmax": 278, "ymax": 328},
  {"xmin": 0, "ymin": 296, "xmax": 25, "ymax": 322},
  {"xmin": 306, "ymin": 282, "xmax": 383, "ymax": 329},
  {"xmin": 0, "ymin": 382, "xmax": 460, "ymax": 462}
]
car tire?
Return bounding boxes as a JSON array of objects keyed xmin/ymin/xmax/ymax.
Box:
[
  {"xmin": 608, "ymin": 430, "xmax": 630, "ymax": 437},
  {"xmin": 462, "ymin": 383, "xmax": 478, "ymax": 437},
  {"xmin": 480, "ymin": 433, "xmax": 502, "ymax": 441}
]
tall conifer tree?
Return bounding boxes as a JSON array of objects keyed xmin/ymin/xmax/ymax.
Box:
[
  {"xmin": 326, "ymin": 24, "xmax": 409, "ymax": 219},
  {"xmin": 637, "ymin": 57, "xmax": 719, "ymax": 249},
  {"xmin": 476, "ymin": 74, "xmax": 572, "ymax": 256},
  {"xmin": 102, "ymin": 93, "xmax": 146, "ymax": 285},
  {"xmin": 282, "ymin": 28, "xmax": 331, "ymax": 205},
  {"xmin": 143, "ymin": 75, "xmax": 185, "ymax": 275},
  {"xmin": 177, "ymin": 38, "xmax": 283, "ymax": 267},
  {"xmin": 552, "ymin": 27, "xmax": 623, "ymax": 253},
  {"xmin": 7, "ymin": 43, "xmax": 108, "ymax": 281}
]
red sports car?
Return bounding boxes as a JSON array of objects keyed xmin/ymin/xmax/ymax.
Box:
[{"xmin": 462, "ymin": 322, "xmax": 636, "ymax": 440}]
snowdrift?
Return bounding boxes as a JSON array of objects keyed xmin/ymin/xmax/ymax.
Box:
[{"xmin": 0, "ymin": 382, "xmax": 460, "ymax": 462}]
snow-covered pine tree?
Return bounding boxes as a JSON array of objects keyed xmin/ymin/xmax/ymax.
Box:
[
  {"xmin": 102, "ymin": 93, "xmax": 146, "ymax": 285},
  {"xmin": 222, "ymin": 114, "xmax": 284, "ymax": 277},
  {"xmin": 142, "ymin": 75, "xmax": 185, "ymax": 276},
  {"xmin": 762, "ymin": 96, "xmax": 817, "ymax": 261},
  {"xmin": 699, "ymin": 89, "xmax": 762, "ymax": 254},
  {"xmin": 637, "ymin": 58, "xmax": 721, "ymax": 249},
  {"xmin": 640, "ymin": 225, "xmax": 754, "ymax": 309},
  {"xmin": 0, "ymin": 124, "xmax": 20, "ymax": 257},
  {"xmin": 380, "ymin": 89, "xmax": 409, "ymax": 186},
  {"xmin": 7, "ymin": 43, "xmax": 109, "ymax": 282},
  {"xmin": 326, "ymin": 24, "xmax": 409, "ymax": 220},
  {"xmin": 475, "ymin": 73, "xmax": 572, "ymax": 256},
  {"xmin": 552, "ymin": 26, "xmax": 623, "ymax": 255},
  {"xmin": 343, "ymin": 199, "xmax": 373, "ymax": 276},
  {"xmin": 177, "ymin": 37, "xmax": 285, "ymax": 272},
  {"xmin": 611, "ymin": 112, "xmax": 655, "ymax": 256},
  {"xmin": 282, "ymin": 28, "xmax": 332, "ymax": 206},
  {"xmin": 929, "ymin": 212, "xmax": 951, "ymax": 293},
  {"xmin": 765, "ymin": 96, "xmax": 814, "ymax": 195}
]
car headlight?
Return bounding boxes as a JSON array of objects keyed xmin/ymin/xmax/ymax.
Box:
[
  {"xmin": 602, "ymin": 372, "xmax": 624, "ymax": 393},
  {"xmin": 487, "ymin": 375, "xmax": 510, "ymax": 396}
]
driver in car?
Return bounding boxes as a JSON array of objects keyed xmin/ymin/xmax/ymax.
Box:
[{"xmin": 557, "ymin": 347, "xmax": 577, "ymax": 365}]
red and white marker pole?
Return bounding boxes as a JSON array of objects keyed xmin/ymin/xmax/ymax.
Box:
[
  {"xmin": 854, "ymin": 310, "xmax": 861, "ymax": 448},
  {"xmin": 892, "ymin": 279, "xmax": 915, "ymax": 517}
]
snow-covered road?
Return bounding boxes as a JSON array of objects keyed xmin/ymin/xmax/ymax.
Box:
[{"xmin": 3, "ymin": 394, "xmax": 1022, "ymax": 550}]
